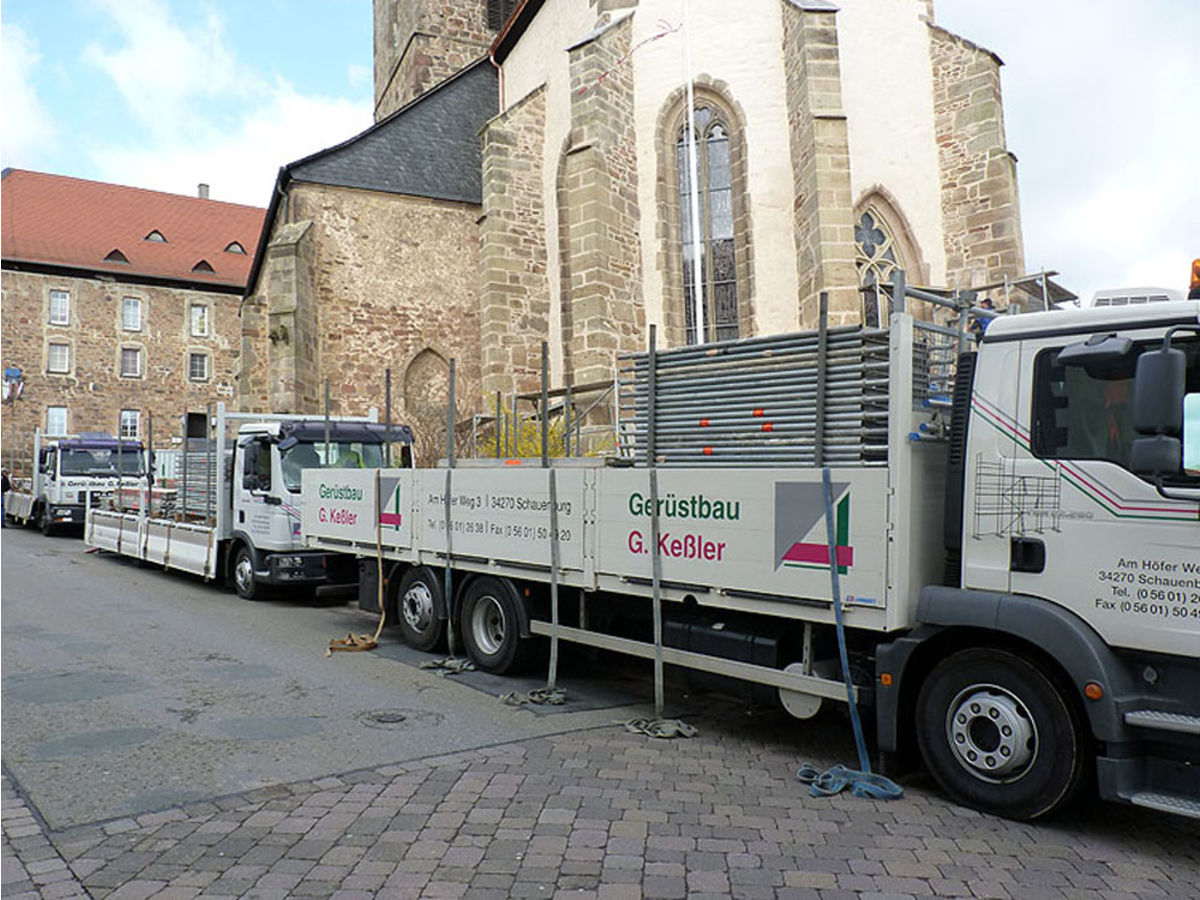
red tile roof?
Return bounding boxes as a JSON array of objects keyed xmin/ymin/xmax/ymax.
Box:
[{"xmin": 1, "ymin": 169, "xmax": 266, "ymax": 289}]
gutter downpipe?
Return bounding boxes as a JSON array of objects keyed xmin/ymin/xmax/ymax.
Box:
[{"xmin": 682, "ymin": 0, "xmax": 705, "ymax": 345}]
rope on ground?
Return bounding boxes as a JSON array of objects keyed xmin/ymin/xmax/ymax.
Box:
[
  {"xmin": 325, "ymin": 632, "xmax": 379, "ymax": 656},
  {"xmin": 500, "ymin": 688, "xmax": 567, "ymax": 707},
  {"xmin": 419, "ymin": 657, "xmax": 476, "ymax": 676},
  {"xmin": 624, "ymin": 717, "xmax": 698, "ymax": 739},
  {"xmin": 796, "ymin": 763, "xmax": 904, "ymax": 801}
]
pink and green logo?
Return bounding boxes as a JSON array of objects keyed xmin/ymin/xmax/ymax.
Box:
[{"xmin": 775, "ymin": 482, "xmax": 853, "ymax": 574}]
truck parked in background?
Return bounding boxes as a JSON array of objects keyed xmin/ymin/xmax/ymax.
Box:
[
  {"xmin": 304, "ymin": 293, "xmax": 1199, "ymax": 821},
  {"xmin": 5, "ymin": 431, "xmax": 144, "ymax": 535},
  {"xmin": 86, "ymin": 403, "xmax": 413, "ymax": 599}
]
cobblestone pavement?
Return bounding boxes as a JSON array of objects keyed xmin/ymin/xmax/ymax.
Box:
[{"xmin": 4, "ymin": 707, "xmax": 1199, "ymax": 900}]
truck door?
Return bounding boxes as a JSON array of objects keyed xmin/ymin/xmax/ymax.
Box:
[
  {"xmin": 1009, "ymin": 330, "xmax": 1200, "ymax": 657},
  {"xmin": 960, "ymin": 340, "xmax": 1025, "ymax": 593},
  {"xmin": 237, "ymin": 437, "xmax": 276, "ymax": 548}
]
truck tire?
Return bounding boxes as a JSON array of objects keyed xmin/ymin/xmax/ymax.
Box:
[
  {"xmin": 39, "ymin": 508, "xmax": 55, "ymax": 537},
  {"xmin": 396, "ymin": 567, "xmax": 445, "ymax": 652},
  {"xmin": 460, "ymin": 576, "xmax": 538, "ymax": 674},
  {"xmin": 232, "ymin": 545, "xmax": 262, "ymax": 601},
  {"xmin": 915, "ymin": 647, "xmax": 1088, "ymax": 820}
]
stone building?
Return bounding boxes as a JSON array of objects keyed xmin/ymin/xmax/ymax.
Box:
[
  {"xmin": 243, "ymin": 0, "xmax": 1026, "ymax": 431},
  {"xmin": 239, "ymin": 59, "xmax": 496, "ymax": 459},
  {"xmin": 479, "ymin": 0, "xmax": 1025, "ymax": 398},
  {"xmin": 1, "ymin": 170, "xmax": 264, "ymax": 467}
]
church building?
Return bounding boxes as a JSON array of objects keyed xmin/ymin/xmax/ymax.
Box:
[{"xmin": 242, "ymin": 0, "xmax": 1024, "ymax": 436}]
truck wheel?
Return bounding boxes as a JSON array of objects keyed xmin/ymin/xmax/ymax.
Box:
[
  {"xmin": 232, "ymin": 545, "xmax": 261, "ymax": 601},
  {"xmin": 39, "ymin": 509, "xmax": 55, "ymax": 537},
  {"xmin": 396, "ymin": 567, "xmax": 445, "ymax": 652},
  {"xmin": 915, "ymin": 648, "xmax": 1088, "ymax": 820},
  {"xmin": 460, "ymin": 576, "xmax": 537, "ymax": 674}
]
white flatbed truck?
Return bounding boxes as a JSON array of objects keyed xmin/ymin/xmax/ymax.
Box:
[
  {"xmin": 5, "ymin": 431, "xmax": 144, "ymax": 535},
  {"xmin": 86, "ymin": 403, "xmax": 413, "ymax": 599},
  {"xmin": 302, "ymin": 303, "xmax": 1200, "ymax": 820}
]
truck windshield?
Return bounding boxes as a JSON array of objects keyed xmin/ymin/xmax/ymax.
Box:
[
  {"xmin": 59, "ymin": 448, "xmax": 144, "ymax": 476},
  {"xmin": 281, "ymin": 440, "xmax": 384, "ymax": 492}
]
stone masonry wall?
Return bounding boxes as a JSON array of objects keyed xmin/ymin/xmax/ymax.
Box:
[
  {"xmin": 242, "ymin": 183, "xmax": 482, "ymax": 435},
  {"xmin": 1, "ymin": 269, "xmax": 239, "ymax": 474},
  {"xmin": 781, "ymin": 1, "xmax": 860, "ymax": 328},
  {"xmin": 479, "ymin": 87, "xmax": 549, "ymax": 399},
  {"xmin": 560, "ymin": 14, "xmax": 645, "ymax": 388},
  {"xmin": 374, "ymin": 0, "xmax": 494, "ymax": 120},
  {"xmin": 929, "ymin": 24, "xmax": 1025, "ymax": 290}
]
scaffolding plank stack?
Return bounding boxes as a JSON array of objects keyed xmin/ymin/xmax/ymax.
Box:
[{"xmin": 618, "ymin": 324, "xmax": 892, "ymax": 467}]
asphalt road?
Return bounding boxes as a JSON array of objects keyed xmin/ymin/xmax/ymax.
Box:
[{"xmin": 0, "ymin": 525, "xmax": 649, "ymax": 830}]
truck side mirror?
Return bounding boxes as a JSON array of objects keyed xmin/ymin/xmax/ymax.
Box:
[
  {"xmin": 243, "ymin": 473, "xmax": 260, "ymax": 490},
  {"xmin": 1184, "ymin": 395, "xmax": 1200, "ymax": 475},
  {"xmin": 1132, "ymin": 347, "xmax": 1185, "ymax": 435}
]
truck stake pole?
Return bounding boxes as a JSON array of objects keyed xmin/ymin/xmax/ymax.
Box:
[
  {"xmin": 647, "ymin": 325, "xmax": 665, "ymax": 719},
  {"xmin": 206, "ymin": 403, "xmax": 214, "ymax": 527},
  {"xmin": 444, "ymin": 358, "xmax": 458, "ymax": 658},
  {"xmin": 385, "ymin": 368, "xmax": 393, "ymax": 467},
  {"xmin": 815, "ymin": 291, "xmax": 828, "ymax": 468},
  {"xmin": 542, "ymin": 343, "xmax": 562, "ymax": 692},
  {"xmin": 180, "ymin": 413, "xmax": 188, "ymax": 521},
  {"xmin": 511, "ymin": 390, "xmax": 518, "ymax": 458},
  {"xmin": 495, "ymin": 392, "xmax": 502, "ymax": 460},
  {"xmin": 324, "ymin": 379, "xmax": 331, "ymax": 465},
  {"xmin": 540, "ymin": 342, "xmax": 549, "ymax": 468},
  {"xmin": 564, "ymin": 384, "xmax": 573, "ymax": 457}
]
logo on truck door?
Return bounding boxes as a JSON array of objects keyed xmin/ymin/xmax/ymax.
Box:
[
  {"xmin": 775, "ymin": 482, "xmax": 853, "ymax": 574},
  {"xmin": 379, "ymin": 476, "xmax": 403, "ymax": 528}
]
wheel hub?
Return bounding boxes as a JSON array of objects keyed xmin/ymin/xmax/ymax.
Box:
[
  {"xmin": 235, "ymin": 555, "xmax": 254, "ymax": 594},
  {"xmin": 470, "ymin": 595, "xmax": 505, "ymax": 656},
  {"xmin": 946, "ymin": 684, "xmax": 1037, "ymax": 782},
  {"xmin": 402, "ymin": 583, "xmax": 434, "ymax": 633}
]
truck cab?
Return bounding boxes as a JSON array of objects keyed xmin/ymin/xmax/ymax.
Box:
[
  {"xmin": 226, "ymin": 419, "xmax": 413, "ymax": 599},
  {"xmin": 17, "ymin": 432, "xmax": 144, "ymax": 534}
]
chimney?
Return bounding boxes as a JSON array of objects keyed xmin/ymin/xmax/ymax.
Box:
[{"xmin": 197, "ymin": 183, "xmax": 210, "ymax": 199}]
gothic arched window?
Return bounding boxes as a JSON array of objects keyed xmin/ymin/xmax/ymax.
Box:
[
  {"xmin": 855, "ymin": 209, "xmax": 905, "ymax": 328},
  {"xmin": 677, "ymin": 106, "xmax": 739, "ymax": 344}
]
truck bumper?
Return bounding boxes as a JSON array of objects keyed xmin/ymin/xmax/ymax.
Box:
[
  {"xmin": 264, "ymin": 551, "xmax": 358, "ymax": 587},
  {"xmin": 45, "ymin": 504, "xmax": 86, "ymax": 526}
]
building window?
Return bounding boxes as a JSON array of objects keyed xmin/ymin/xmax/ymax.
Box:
[
  {"xmin": 188, "ymin": 352, "xmax": 210, "ymax": 382},
  {"xmin": 119, "ymin": 410, "xmax": 140, "ymax": 440},
  {"xmin": 677, "ymin": 106, "xmax": 739, "ymax": 344},
  {"xmin": 49, "ymin": 290, "xmax": 70, "ymax": 325},
  {"xmin": 190, "ymin": 304, "xmax": 209, "ymax": 337},
  {"xmin": 144, "ymin": 230, "xmax": 167, "ymax": 243},
  {"xmin": 47, "ymin": 342, "xmax": 70, "ymax": 373},
  {"xmin": 46, "ymin": 406, "xmax": 68, "ymax": 436},
  {"xmin": 122, "ymin": 297, "xmax": 142, "ymax": 331},
  {"xmin": 191, "ymin": 259, "xmax": 214, "ymax": 274},
  {"xmin": 224, "ymin": 241, "xmax": 246, "ymax": 254},
  {"xmin": 120, "ymin": 347, "xmax": 142, "ymax": 378}
]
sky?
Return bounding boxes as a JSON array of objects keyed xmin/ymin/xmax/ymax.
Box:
[{"xmin": 2, "ymin": 0, "xmax": 1197, "ymax": 303}]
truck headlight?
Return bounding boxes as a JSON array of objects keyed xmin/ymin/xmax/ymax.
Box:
[{"xmin": 277, "ymin": 556, "xmax": 304, "ymax": 569}]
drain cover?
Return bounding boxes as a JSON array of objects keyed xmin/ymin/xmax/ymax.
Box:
[
  {"xmin": 367, "ymin": 711, "xmax": 407, "ymax": 725},
  {"xmin": 355, "ymin": 708, "xmax": 443, "ymax": 730}
]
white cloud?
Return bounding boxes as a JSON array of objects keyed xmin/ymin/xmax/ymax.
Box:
[
  {"xmin": 79, "ymin": 0, "xmax": 372, "ymax": 206},
  {"xmin": 347, "ymin": 63, "xmax": 371, "ymax": 92},
  {"xmin": 936, "ymin": 0, "xmax": 1200, "ymax": 301},
  {"xmin": 0, "ymin": 23, "xmax": 59, "ymax": 166}
]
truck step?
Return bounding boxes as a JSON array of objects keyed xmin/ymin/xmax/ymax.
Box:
[
  {"xmin": 1123, "ymin": 710, "xmax": 1200, "ymax": 735},
  {"xmin": 1124, "ymin": 791, "xmax": 1200, "ymax": 820}
]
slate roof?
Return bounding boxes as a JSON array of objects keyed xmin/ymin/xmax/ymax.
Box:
[
  {"xmin": 288, "ymin": 57, "xmax": 497, "ymax": 203},
  {"xmin": 1, "ymin": 169, "xmax": 265, "ymax": 290},
  {"xmin": 244, "ymin": 57, "xmax": 497, "ymax": 296}
]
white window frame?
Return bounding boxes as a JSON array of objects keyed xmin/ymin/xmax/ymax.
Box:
[
  {"xmin": 119, "ymin": 409, "xmax": 140, "ymax": 440},
  {"xmin": 190, "ymin": 304, "xmax": 210, "ymax": 337},
  {"xmin": 47, "ymin": 342, "xmax": 70, "ymax": 374},
  {"xmin": 46, "ymin": 406, "xmax": 68, "ymax": 436},
  {"xmin": 49, "ymin": 290, "xmax": 70, "ymax": 325},
  {"xmin": 188, "ymin": 351, "xmax": 210, "ymax": 382},
  {"xmin": 122, "ymin": 297, "xmax": 143, "ymax": 331},
  {"xmin": 120, "ymin": 346, "xmax": 143, "ymax": 378}
]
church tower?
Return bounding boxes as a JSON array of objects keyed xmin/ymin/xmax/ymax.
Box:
[{"xmin": 374, "ymin": 0, "xmax": 516, "ymax": 120}]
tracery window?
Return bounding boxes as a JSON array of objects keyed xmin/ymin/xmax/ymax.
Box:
[
  {"xmin": 855, "ymin": 210, "xmax": 903, "ymax": 328},
  {"xmin": 677, "ymin": 106, "xmax": 739, "ymax": 344}
]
